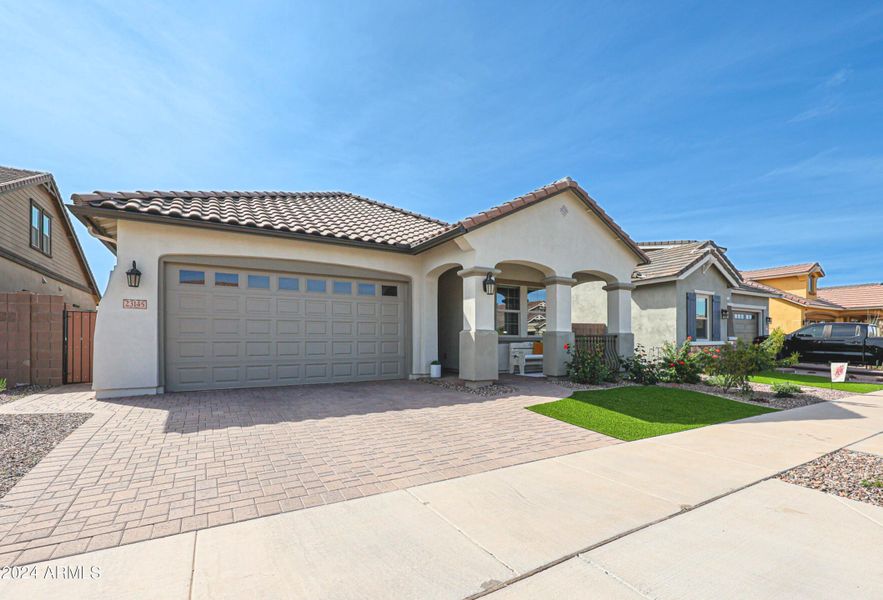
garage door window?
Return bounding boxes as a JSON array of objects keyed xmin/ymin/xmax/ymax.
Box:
[
  {"xmin": 180, "ymin": 270, "xmax": 205, "ymax": 285},
  {"xmin": 358, "ymin": 283, "xmax": 376, "ymax": 296},
  {"xmin": 248, "ymin": 274, "xmax": 270, "ymax": 289},
  {"xmin": 381, "ymin": 285, "xmax": 397, "ymax": 297},
  {"xmin": 307, "ymin": 279, "xmax": 326, "ymax": 293},
  {"xmin": 279, "ymin": 277, "xmax": 299, "ymax": 291},
  {"xmin": 333, "ymin": 281, "xmax": 352, "ymax": 294},
  {"xmin": 214, "ymin": 272, "xmax": 239, "ymax": 287}
]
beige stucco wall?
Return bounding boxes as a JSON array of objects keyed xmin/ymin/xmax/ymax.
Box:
[
  {"xmin": 0, "ymin": 255, "xmax": 97, "ymax": 308},
  {"xmin": 93, "ymin": 189, "xmax": 642, "ymax": 397},
  {"xmin": 631, "ymin": 282, "xmax": 678, "ymax": 350},
  {"xmin": 571, "ymin": 281, "xmax": 607, "ymax": 324}
]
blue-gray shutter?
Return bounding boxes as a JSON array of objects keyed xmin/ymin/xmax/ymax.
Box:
[
  {"xmin": 712, "ymin": 295, "xmax": 721, "ymax": 341},
  {"xmin": 686, "ymin": 292, "xmax": 697, "ymax": 339}
]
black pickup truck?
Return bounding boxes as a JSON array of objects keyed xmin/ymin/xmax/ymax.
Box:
[{"xmin": 781, "ymin": 322, "xmax": 883, "ymax": 366}]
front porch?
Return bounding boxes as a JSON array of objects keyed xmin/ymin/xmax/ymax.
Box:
[{"xmin": 433, "ymin": 260, "xmax": 635, "ymax": 383}]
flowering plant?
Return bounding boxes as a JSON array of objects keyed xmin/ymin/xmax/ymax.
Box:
[{"xmin": 657, "ymin": 339, "xmax": 709, "ymax": 383}]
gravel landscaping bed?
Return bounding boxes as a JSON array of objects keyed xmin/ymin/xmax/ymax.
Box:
[
  {"xmin": 0, "ymin": 413, "xmax": 92, "ymax": 500},
  {"xmin": 0, "ymin": 385, "xmax": 52, "ymax": 406},
  {"xmin": 779, "ymin": 449, "xmax": 883, "ymax": 507},
  {"xmin": 661, "ymin": 380, "xmax": 852, "ymax": 410},
  {"xmin": 543, "ymin": 377, "xmax": 635, "ymax": 392},
  {"xmin": 421, "ymin": 377, "xmax": 517, "ymax": 397}
]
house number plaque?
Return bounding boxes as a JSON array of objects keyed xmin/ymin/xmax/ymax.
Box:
[{"xmin": 122, "ymin": 299, "xmax": 148, "ymax": 310}]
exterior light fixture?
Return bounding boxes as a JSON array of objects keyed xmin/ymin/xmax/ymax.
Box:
[
  {"xmin": 720, "ymin": 308, "xmax": 730, "ymax": 319},
  {"xmin": 482, "ymin": 272, "xmax": 496, "ymax": 296},
  {"xmin": 766, "ymin": 316, "xmax": 773, "ymax": 325},
  {"xmin": 126, "ymin": 260, "xmax": 142, "ymax": 288}
]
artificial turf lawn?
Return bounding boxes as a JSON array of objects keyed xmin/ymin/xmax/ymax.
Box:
[
  {"xmin": 749, "ymin": 371, "xmax": 883, "ymax": 394},
  {"xmin": 526, "ymin": 386, "xmax": 776, "ymax": 441}
]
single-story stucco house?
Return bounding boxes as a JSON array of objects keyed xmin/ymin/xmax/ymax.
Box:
[
  {"xmin": 572, "ymin": 240, "xmax": 778, "ymax": 351},
  {"xmin": 69, "ymin": 178, "xmax": 650, "ymax": 398}
]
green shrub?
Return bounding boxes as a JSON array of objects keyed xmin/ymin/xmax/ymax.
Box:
[
  {"xmin": 704, "ymin": 374, "xmax": 730, "ymax": 389},
  {"xmin": 705, "ymin": 329, "xmax": 798, "ymax": 394},
  {"xmin": 658, "ymin": 338, "xmax": 709, "ymax": 384},
  {"xmin": 566, "ymin": 343, "xmax": 615, "ymax": 385},
  {"xmin": 0, "ymin": 378, "xmax": 6, "ymax": 392},
  {"xmin": 620, "ymin": 345, "xmax": 660, "ymax": 385},
  {"xmin": 771, "ymin": 382, "xmax": 803, "ymax": 397}
]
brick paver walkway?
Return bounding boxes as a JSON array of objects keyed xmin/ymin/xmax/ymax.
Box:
[{"xmin": 0, "ymin": 377, "xmax": 616, "ymax": 565}]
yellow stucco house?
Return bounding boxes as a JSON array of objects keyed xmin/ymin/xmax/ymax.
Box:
[{"xmin": 742, "ymin": 262, "xmax": 883, "ymax": 333}]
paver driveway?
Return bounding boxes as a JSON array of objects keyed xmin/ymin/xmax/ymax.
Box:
[{"xmin": 0, "ymin": 377, "xmax": 616, "ymax": 565}]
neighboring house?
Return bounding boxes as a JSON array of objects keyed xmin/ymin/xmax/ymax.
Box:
[
  {"xmin": 0, "ymin": 166, "xmax": 99, "ymax": 307},
  {"xmin": 69, "ymin": 177, "xmax": 650, "ymax": 398},
  {"xmin": 572, "ymin": 240, "xmax": 777, "ymax": 350},
  {"xmin": 743, "ymin": 263, "xmax": 883, "ymax": 331},
  {"xmin": 741, "ymin": 263, "xmax": 846, "ymax": 332}
]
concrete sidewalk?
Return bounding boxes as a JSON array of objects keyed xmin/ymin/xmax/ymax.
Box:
[{"xmin": 2, "ymin": 392, "xmax": 881, "ymax": 600}]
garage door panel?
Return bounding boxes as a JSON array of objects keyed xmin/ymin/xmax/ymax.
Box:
[
  {"xmin": 177, "ymin": 294, "xmax": 208, "ymax": 312},
  {"xmin": 165, "ymin": 264, "xmax": 407, "ymax": 391},
  {"xmin": 305, "ymin": 301, "xmax": 327, "ymax": 315},
  {"xmin": 332, "ymin": 321, "xmax": 353, "ymax": 335},
  {"xmin": 277, "ymin": 341, "xmax": 301, "ymax": 356},
  {"xmin": 276, "ymin": 320, "xmax": 301, "ymax": 335},
  {"xmin": 212, "ymin": 341, "xmax": 239, "ymax": 358},
  {"xmin": 213, "ymin": 319, "xmax": 240, "ymax": 335},
  {"xmin": 212, "ymin": 295, "xmax": 241, "ymax": 313},
  {"xmin": 305, "ymin": 341, "xmax": 327, "ymax": 356},
  {"xmin": 246, "ymin": 319, "xmax": 272, "ymax": 335},
  {"xmin": 277, "ymin": 298, "xmax": 301, "ymax": 314}
]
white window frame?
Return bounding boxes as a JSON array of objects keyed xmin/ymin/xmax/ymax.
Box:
[{"xmin": 495, "ymin": 284, "xmax": 547, "ymax": 338}]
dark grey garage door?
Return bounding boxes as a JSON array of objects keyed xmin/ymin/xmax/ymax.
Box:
[
  {"xmin": 732, "ymin": 311, "xmax": 759, "ymax": 343},
  {"xmin": 164, "ymin": 263, "xmax": 407, "ymax": 392}
]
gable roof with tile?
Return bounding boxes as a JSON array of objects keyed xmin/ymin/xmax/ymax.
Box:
[
  {"xmin": 817, "ymin": 283, "xmax": 883, "ymax": 310},
  {"xmin": 632, "ymin": 240, "xmax": 741, "ymax": 285},
  {"xmin": 0, "ymin": 166, "xmax": 100, "ymax": 299},
  {"xmin": 740, "ymin": 279, "xmax": 839, "ymax": 309},
  {"xmin": 741, "ymin": 262, "xmax": 825, "ymax": 281},
  {"xmin": 69, "ymin": 178, "xmax": 649, "ymax": 262}
]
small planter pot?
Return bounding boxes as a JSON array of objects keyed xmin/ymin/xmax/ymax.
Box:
[{"xmin": 430, "ymin": 363, "xmax": 442, "ymax": 379}]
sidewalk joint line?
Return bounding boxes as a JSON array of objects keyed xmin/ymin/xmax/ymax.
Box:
[
  {"xmin": 463, "ymin": 428, "xmax": 883, "ymax": 600},
  {"xmin": 403, "ymin": 488, "xmax": 517, "ymax": 576}
]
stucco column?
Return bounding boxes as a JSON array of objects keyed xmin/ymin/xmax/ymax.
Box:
[
  {"xmin": 543, "ymin": 276, "xmax": 576, "ymax": 376},
  {"xmin": 604, "ymin": 281, "xmax": 635, "ymax": 358},
  {"xmin": 458, "ymin": 267, "xmax": 500, "ymax": 383}
]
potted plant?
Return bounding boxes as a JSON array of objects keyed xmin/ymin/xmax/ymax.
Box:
[{"xmin": 430, "ymin": 360, "xmax": 442, "ymax": 379}]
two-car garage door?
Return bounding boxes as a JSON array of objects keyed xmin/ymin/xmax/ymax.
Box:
[{"xmin": 164, "ymin": 263, "xmax": 407, "ymax": 392}]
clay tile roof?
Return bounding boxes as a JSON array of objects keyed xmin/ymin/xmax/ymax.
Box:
[
  {"xmin": 742, "ymin": 262, "xmax": 824, "ymax": 280},
  {"xmin": 632, "ymin": 240, "xmax": 740, "ymax": 283},
  {"xmin": 0, "ymin": 165, "xmax": 53, "ymax": 193},
  {"xmin": 817, "ymin": 283, "xmax": 883, "ymax": 309},
  {"xmin": 741, "ymin": 279, "xmax": 840, "ymax": 309},
  {"xmin": 71, "ymin": 190, "xmax": 452, "ymax": 249},
  {"xmin": 70, "ymin": 177, "xmax": 648, "ymax": 261}
]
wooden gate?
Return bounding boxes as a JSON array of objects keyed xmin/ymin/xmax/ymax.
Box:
[{"xmin": 64, "ymin": 310, "xmax": 97, "ymax": 384}]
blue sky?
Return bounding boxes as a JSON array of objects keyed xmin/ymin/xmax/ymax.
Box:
[{"xmin": 2, "ymin": 1, "xmax": 881, "ymax": 292}]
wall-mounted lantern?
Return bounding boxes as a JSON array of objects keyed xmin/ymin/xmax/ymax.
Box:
[
  {"xmin": 720, "ymin": 308, "xmax": 730, "ymax": 320},
  {"xmin": 766, "ymin": 316, "xmax": 774, "ymax": 325},
  {"xmin": 126, "ymin": 261, "xmax": 142, "ymax": 288},
  {"xmin": 482, "ymin": 272, "xmax": 496, "ymax": 296}
]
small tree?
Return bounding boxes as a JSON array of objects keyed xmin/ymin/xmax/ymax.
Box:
[{"xmin": 706, "ymin": 328, "xmax": 797, "ymax": 394}]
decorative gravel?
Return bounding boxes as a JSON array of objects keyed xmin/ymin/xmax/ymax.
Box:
[
  {"xmin": 421, "ymin": 378, "xmax": 517, "ymax": 397},
  {"xmin": 0, "ymin": 413, "xmax": 92, "ymax": 500},
  {"xmin": 0, "ymin": 385, "xmax": 52, "ymax": 406},
  {"xmin": 779, "ymin": 449, "xmax": 883, "ymax": 507},
  {"xmin": 543, "ymin": 377, "xmax": 635, "ymax": 392},
  {"xmin": 661, "ymin": 380, "xmax": 852, "ymax": 410}
]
